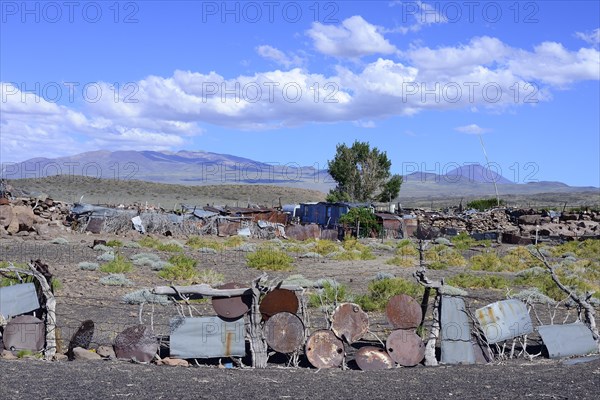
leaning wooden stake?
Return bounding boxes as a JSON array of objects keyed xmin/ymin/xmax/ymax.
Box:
[
  {"xmin": 0, "ymin": 263, "xmax": 57, "ymax": 360},
  {"xmin": 248, "ymin": 276, "xmax": 268, "ymax": 368}
]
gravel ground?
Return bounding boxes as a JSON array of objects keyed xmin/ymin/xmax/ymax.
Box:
[{"xmin": 1, "ymin": 357, "xmax": 599, "ymax": 399}]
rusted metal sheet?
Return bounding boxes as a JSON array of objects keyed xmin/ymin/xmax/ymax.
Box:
[
  {"xmin": 263, "ymin": 312, "xmax": 305, "ymax": 354},
  {"xmin": 3, "ymin": 315, "xmax": 45, "ymax": 352},
  {"xmin": 217, "ymin": 219, "xmax": 242, "ymax": 236},
  {"xmin": 331, "ymin": 303, "xmax": 369, "ymax": 344},
  {"xmin": 260, "ymin": 288, "xmax": 299, "ymax": 320},
  {"xmin": 67, "ymin": 320, "xmax": 95, "ymax": 360},
  {"xmin": 320, "ymin": 229, "xmax": 340, "ymax": 241},
  {"xmin": 85, "ymin": 217, "xmax": 104, "ymax": 233},
  {"xmin": 114, "ymin": 325, "xmax": 158, "ymax": 363},
  {"xmin": 305, "ymin": 330, "xmax": 344, "ymax": 369},
  {"xmin": 169, "ymin": 316, "xmax": 245, "ymax": 359},
  {"xmin": 0, "ymin": 282, "xmax": 40, "ymax": 318},
  {"xmin": 475, "ymin": 299, "xmax": 532, "ymax": 344},
  {"xmin": 285, "ymin": 224, "xmax": 320, "ymax": 241},
  {"xmin": 386, "ymin": 329, "xmax": 425, "ymax": 367},
  {"xmin": 355, "ymin": 346, "xmax": 394, "ymax": 370},
  {"xmin": 386, "ymin": 294, "xmax": 422, "ymax": 330},
  {"xmin": 211, "ymin": 283, "xmax": 252, "ymax": 319},
  {"xmin": 440, "ymin": 296, "xmax": 475, "ymax": 364},
  {"xmin": 538, "ymin": 323, "xmax": 598, "ymax": 359}
]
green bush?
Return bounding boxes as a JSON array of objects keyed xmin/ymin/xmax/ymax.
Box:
[
  {"xmin": 308, "ymin": 281, "xmax": 351, "ymax": 308},
  {"xmin": 138, "ymin": 237, "xmax": 183, "ymax": 252},
  {"xmin": 446, "ymin": 273, "xmax": 509, "ymax": 289},
  {"xmin": 466, "ymin": 198, "xmax": 504, "ymax": 211},
  {"xmin": 355, "ymin": 277, "xmax": 424, "ymax": 311},
  {"xmin": 425, "ymin": 244, "xmax": 466, "ymax": 270},
  {"xmin": 551, "ymin": 239, "xmax": 600, "ymax": 259},
  {"xmin": 339, "ymin": 207, "xmax": 379, "ymax": 235},
  {"xmin": 158, "ymin": 254, "xmax": 198, "ymax": 281},
  {"xmin": 386, "ymin": 255, "xmax": 417, "ymax": 267},
  {"xmin": 186, "ymin": 236, "xmax": 223, "ymax": 251},
  {"xmin": 100, "ymin": 273, "xmax": 133, "ymax": 286},
  {"xmin": 106, "ymin": 240, "xmax": 123, "ymax": 248},
  {"xmin": 78, "ymin": 262, "xmax": 99, "ymax": 271},
  {"xmin": 247, "ymin": 246, "xmax": 294, "ymax": 271},
  {"xmin": 100, "ymin": 253, "xmax": 133, "ymax": 274},
  {"xmin": 469, "ymin": 251, "xmax": 504, "ymax": 272},
  {"xmin": 332, "ymin": 238, "xmax": 376, "ymax": 261},
  {"xmin": 451, "ymin": 232, "xmax": 477, "ymax": 251},
  {"xmin": 196, "ymin": 269, "xmax": 225, "ymax": 286}
]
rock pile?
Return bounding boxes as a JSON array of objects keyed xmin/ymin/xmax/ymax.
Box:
[{"xmin": 0, "ymin": 197, "xmax": 70, "ymax": 237}]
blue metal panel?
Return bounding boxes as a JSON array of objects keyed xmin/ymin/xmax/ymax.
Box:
[
  {"xmin": 0, "ymin": 283, "xmax": 40, "ymax": 318},
  {"xmin": 475, "ymin": 299, "xmax": 533, "ymax": 344},
  {"xmin": 440, "ymin": 296, "xmax": 475, "ymax": 364},
  {"xmin": 538, "ymin": 323, "xmax": 598, "ymax": 359},
  {"xmin": 170, "ymin": 316, "xmax": 246, "ymax": 359}
]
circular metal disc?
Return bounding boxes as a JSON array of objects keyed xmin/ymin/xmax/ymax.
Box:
[
  {"xmin": 263, "ymin": 312, "xmax": 305, "ymax": 354},
  {"xmin": 305, "ymin": 330, "xmax": 344, "ymax": 369},
  {"xmin": 331, "ymin": 303, "xmax": 369, "ymax": 344},
  {"xmin": 260, "ymin": 289, "xmax": 299, "ymax": 320},
  {"xmin": 114, "ymin": 325, "xmax": 158, "ymax": 363},
  {"xmin": 386, "ymin": 294, "xmax": 422, "ymax": 329},
  {"xmin": 355, "ymin": 346, "xmax": 394, "ymax": 371},
  {"xmin": 211, "ymin": 282, "xmax": 252, "ymax": 319},
  {"xmin": 386, "ymin": 329, "xmax": 425, "ymax": 367}
]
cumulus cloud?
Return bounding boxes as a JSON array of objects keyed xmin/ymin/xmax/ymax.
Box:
[
  {"xmin": 387, "ymin": 1, "xmax": 447, "ymax": 34},
  {"xmin": 307, "ymin": 16, "xmax": 397, "ymax": 57},
  {"xmin": 455, "ymin": 124, "xmax": 489, "ymax": 134},
  {"xmin": 256, "ymin": 45, "xmax": 303, "ymax": 68},
  {"xmin": 575, "ymin": 28, "xmax": 600, "ymax": 46},
  {"xmin": 1, "ymin": 32, "xmax": 599, "ymax": 160}
]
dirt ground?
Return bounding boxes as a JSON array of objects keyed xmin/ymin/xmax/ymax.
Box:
[
  {"xmin": 1, "ymin": 357, "xmax": 599, "ymax": 399},
  {"xmin": 1, "ymin": 232, "xmax": 599, "ymax": 399}
]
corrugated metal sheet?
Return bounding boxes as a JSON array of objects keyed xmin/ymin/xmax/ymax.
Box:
[
  {"xmin": 0, "ymin": 283, "xmax": 40, "ymax": 318},
  {"xmin": 538, "ymin": 323, "xmax": 598, "ymax": 359},
  {"xmin": 475, "ymin": 299, "xmax": 532, "ymax": 344},
  {"xmin": 440, "ymin": 296, "xmax": 475, "ymax": 364},
  {"xmin": 170, "ymin": 316, "xmax": 246, "ymax": 359}
]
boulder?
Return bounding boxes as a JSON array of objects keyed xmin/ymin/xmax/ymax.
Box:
[
  {"xmin": 34, "ymin": 223, "xmax": 50, "ymax": 236},
  {"xmin": 518, "ymin": 214, "xmax": 541, "ymax": 225},
  {"xmin": 0, "ymin": 350, "xmax": 17, "ymax": 360},
  {"xmin": 72, "ymin": 347, "xmax": 102, "ymax": 361},
  {"xmin": 13, "ymin": 205, "xmax": 36, "ymax": 231},
  {"xmin": 159, "ymin": 357, "xmax": 189, "ymax": 367},
  {"xmin": 6, "ymin": 217, "xmax": 20, "ymax": 234},
  {"xmin": 96, "ymin": 345, "xmax": 116, "ymax": 359},
  {"xmin": 0, "ymin": 204, "xmax": 13, "ymax": 228}
]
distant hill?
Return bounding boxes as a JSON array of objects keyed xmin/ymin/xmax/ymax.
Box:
[{"xmin": 2, "ymin": 150, "xmax": 597, "ymax": 200}]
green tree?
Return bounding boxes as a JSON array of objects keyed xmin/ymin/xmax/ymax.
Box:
[{"xmin": 327, "ymin": 141, "xmax": 402, "ymax": 202}]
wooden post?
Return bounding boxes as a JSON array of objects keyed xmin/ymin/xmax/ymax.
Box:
[{"xmin": 248, "ymin": 277, "xmax": 268, "ymax": 368}]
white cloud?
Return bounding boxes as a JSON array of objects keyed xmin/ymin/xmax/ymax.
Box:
[
  {"xmin": 256, "ymin": 45, "xmax": 303, "ymax": 68},
  {"xmin": 307, "ymin": 16, "xmax": 397, "ymax": 57},
  {"xmin": 575, "ymin": 28, "xmax": 600, "ymax": 46},
  {"xmin": 387, "ymin": 1, "xmax": 447, "ymax": 33},
  {"xmin": 455, "ymin": 124, "xmax": 489, "ymax": 134}
]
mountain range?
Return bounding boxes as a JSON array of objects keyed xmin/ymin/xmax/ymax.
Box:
[{"xmin": 2, "ymin": 150, "xmax": 597, "ymax": 199}]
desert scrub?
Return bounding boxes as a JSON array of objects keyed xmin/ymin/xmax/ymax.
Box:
[
  {"xmin": 186, "ymin": 236, "xmax": 223, "ymax": 251},
  {"xmin": 313, "ymin": 240, "xmax": 341, "ymax": 256},
  {"xmin": 308, "ymin": 281, "xmax": 352, "ymax": 308},
  {"xmin": 196, "ymin": 269, "xmax": 225, "ymax": 286},
  {"xmin": 100, "ymin": 273, "xmax": 133, "ymax": 286},
  {"xmin": 468, "ymin": 251, "xmax": 504, "ymax": 272},
  {"xmin": 386, "ymin": 255, "xmax": 417, "ymax": 267},
  {"xmin": 138, "ymin": 237, "xmax": 183, "ymax": 253},
  {"xmin": 131, "ymin": 253, "xmax": 170, "ymax": 270},
  {"xmin": 106, "ymin": 240, "xmax": 123, "ymax": 248},
  {"xmin": 450, "ymin": 232, "xmax": 477, "ymax": 251},
  {"xmin": 122, "ymin": 289, "xmax": 170, "ymax": 305},
  {"xmin": 355, "ymin": 277, "xmax": 424, "ymax": 311},
  {"xmin": 97, "ymin": 251, "xmax": 115, "ymax": 262},
  {"xmin": 223, "ymin": 236, "xmax": 245, "ymax": 248},
  {"xmin": 78, "ymin": 261, "xmax": 99, "ymax": 271},
  {"xmin": 247, "ymin": 246, "xmax": 294, "ymax": 271},
  {"xmin": 425, "ymin": 244, "xmax": 466, "ymax": 270},
  {"xmin": 551, "ymin": 239, "xmax": 600, "ymax": 260},
  {"xmin": 93, "ymin": 244, "xmax": 112, "ymax": 252},
  {"xmin": 50, "ymin": 237, "xmax": 69, "ymax": 245},
  {"xmin": 100, "ymin": 253, "xmax": 133, "ymax": 274},
  {"xmin": 446, "ymin": 273, "xmax": 509, "ymax": 290},
  {"xmin": 395, "ymin": 240, "xmax": 419, "ymax": 257},
  {"xmin": 500, "ymin": 246, "xmax": 543, "ymax": 272},
  {"xmin": 333, "ymin": 238, "xmax": 375, "ymax": 261},
  {"xmin": 158, "ymin": 254, "xmax": 198, "ymax": 281},
  {"xmin": 123, "ymin": 241, "xmax": 141, "ymax": 248}
]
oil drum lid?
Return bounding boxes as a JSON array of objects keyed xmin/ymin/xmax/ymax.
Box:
[
  {"xmin": 211, "ymin": 282, "xmax": 252, "ymax": 319},
  {"xmin": 305, "ymin": 330, "xmax": 344, "ymax": 369},
  {"xmin": 259, "ymin": 288, "xmax": 299, "ymax": 320},
  {"xmin": 263, "ymin": 312, "xmax": 305, "ymax": 354},
  {"xmin": 331, "ymin": 303, "xmax": 369, "ymax": 344}
]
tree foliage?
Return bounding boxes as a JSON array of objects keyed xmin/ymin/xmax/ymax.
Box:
[{"xmin": 327, "ymin": 141, "xmax": 402, "ymax": 202}]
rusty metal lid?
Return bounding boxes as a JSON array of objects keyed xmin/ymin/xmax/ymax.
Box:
[
  {"xmin": 305, "ymin": 330, "xmax": 344, "ymax": 369},
  {"xmin": 211, "ymin": 282, "xmax": 252, "ymax": 319},
  {"xmin": 263, "ymin": 312, "xmax": 305, "ymax": 354},
  {"xmin": 386, "ymin": 329, "xmax": 425, "ymax": 367},
  {"xmin": 355, "ymin": 346, "xmax": 394, "ymax": 371},
  {"xmin": 0, "ymin": 198, "xmax": 9, "ymax": 205},
  {"xmin": 259, "ymin": 288, "xmax": 299, "ymax": 321},
  {"xmin": 114, "ymin": 325, "xmax": 158, "ymax": 363},
  {"xmin": 3, "ymin": 315, "xmax": 45, "ymax": 352},
  {"xmin": 386, "ymin": 294, "xmax": 423, "ymax": 329},
  {"xmin": 331, "ymin": 303, "xmax": 369, "ymax": 344},
  {"xmin": 67, "ymin": 320, "xmax": 95, "ymax": 359}
]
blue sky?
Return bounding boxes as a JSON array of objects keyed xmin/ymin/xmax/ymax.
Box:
[{"xmin": 1, "ymin": 1, "xmax": 599, "ymax": 186}]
